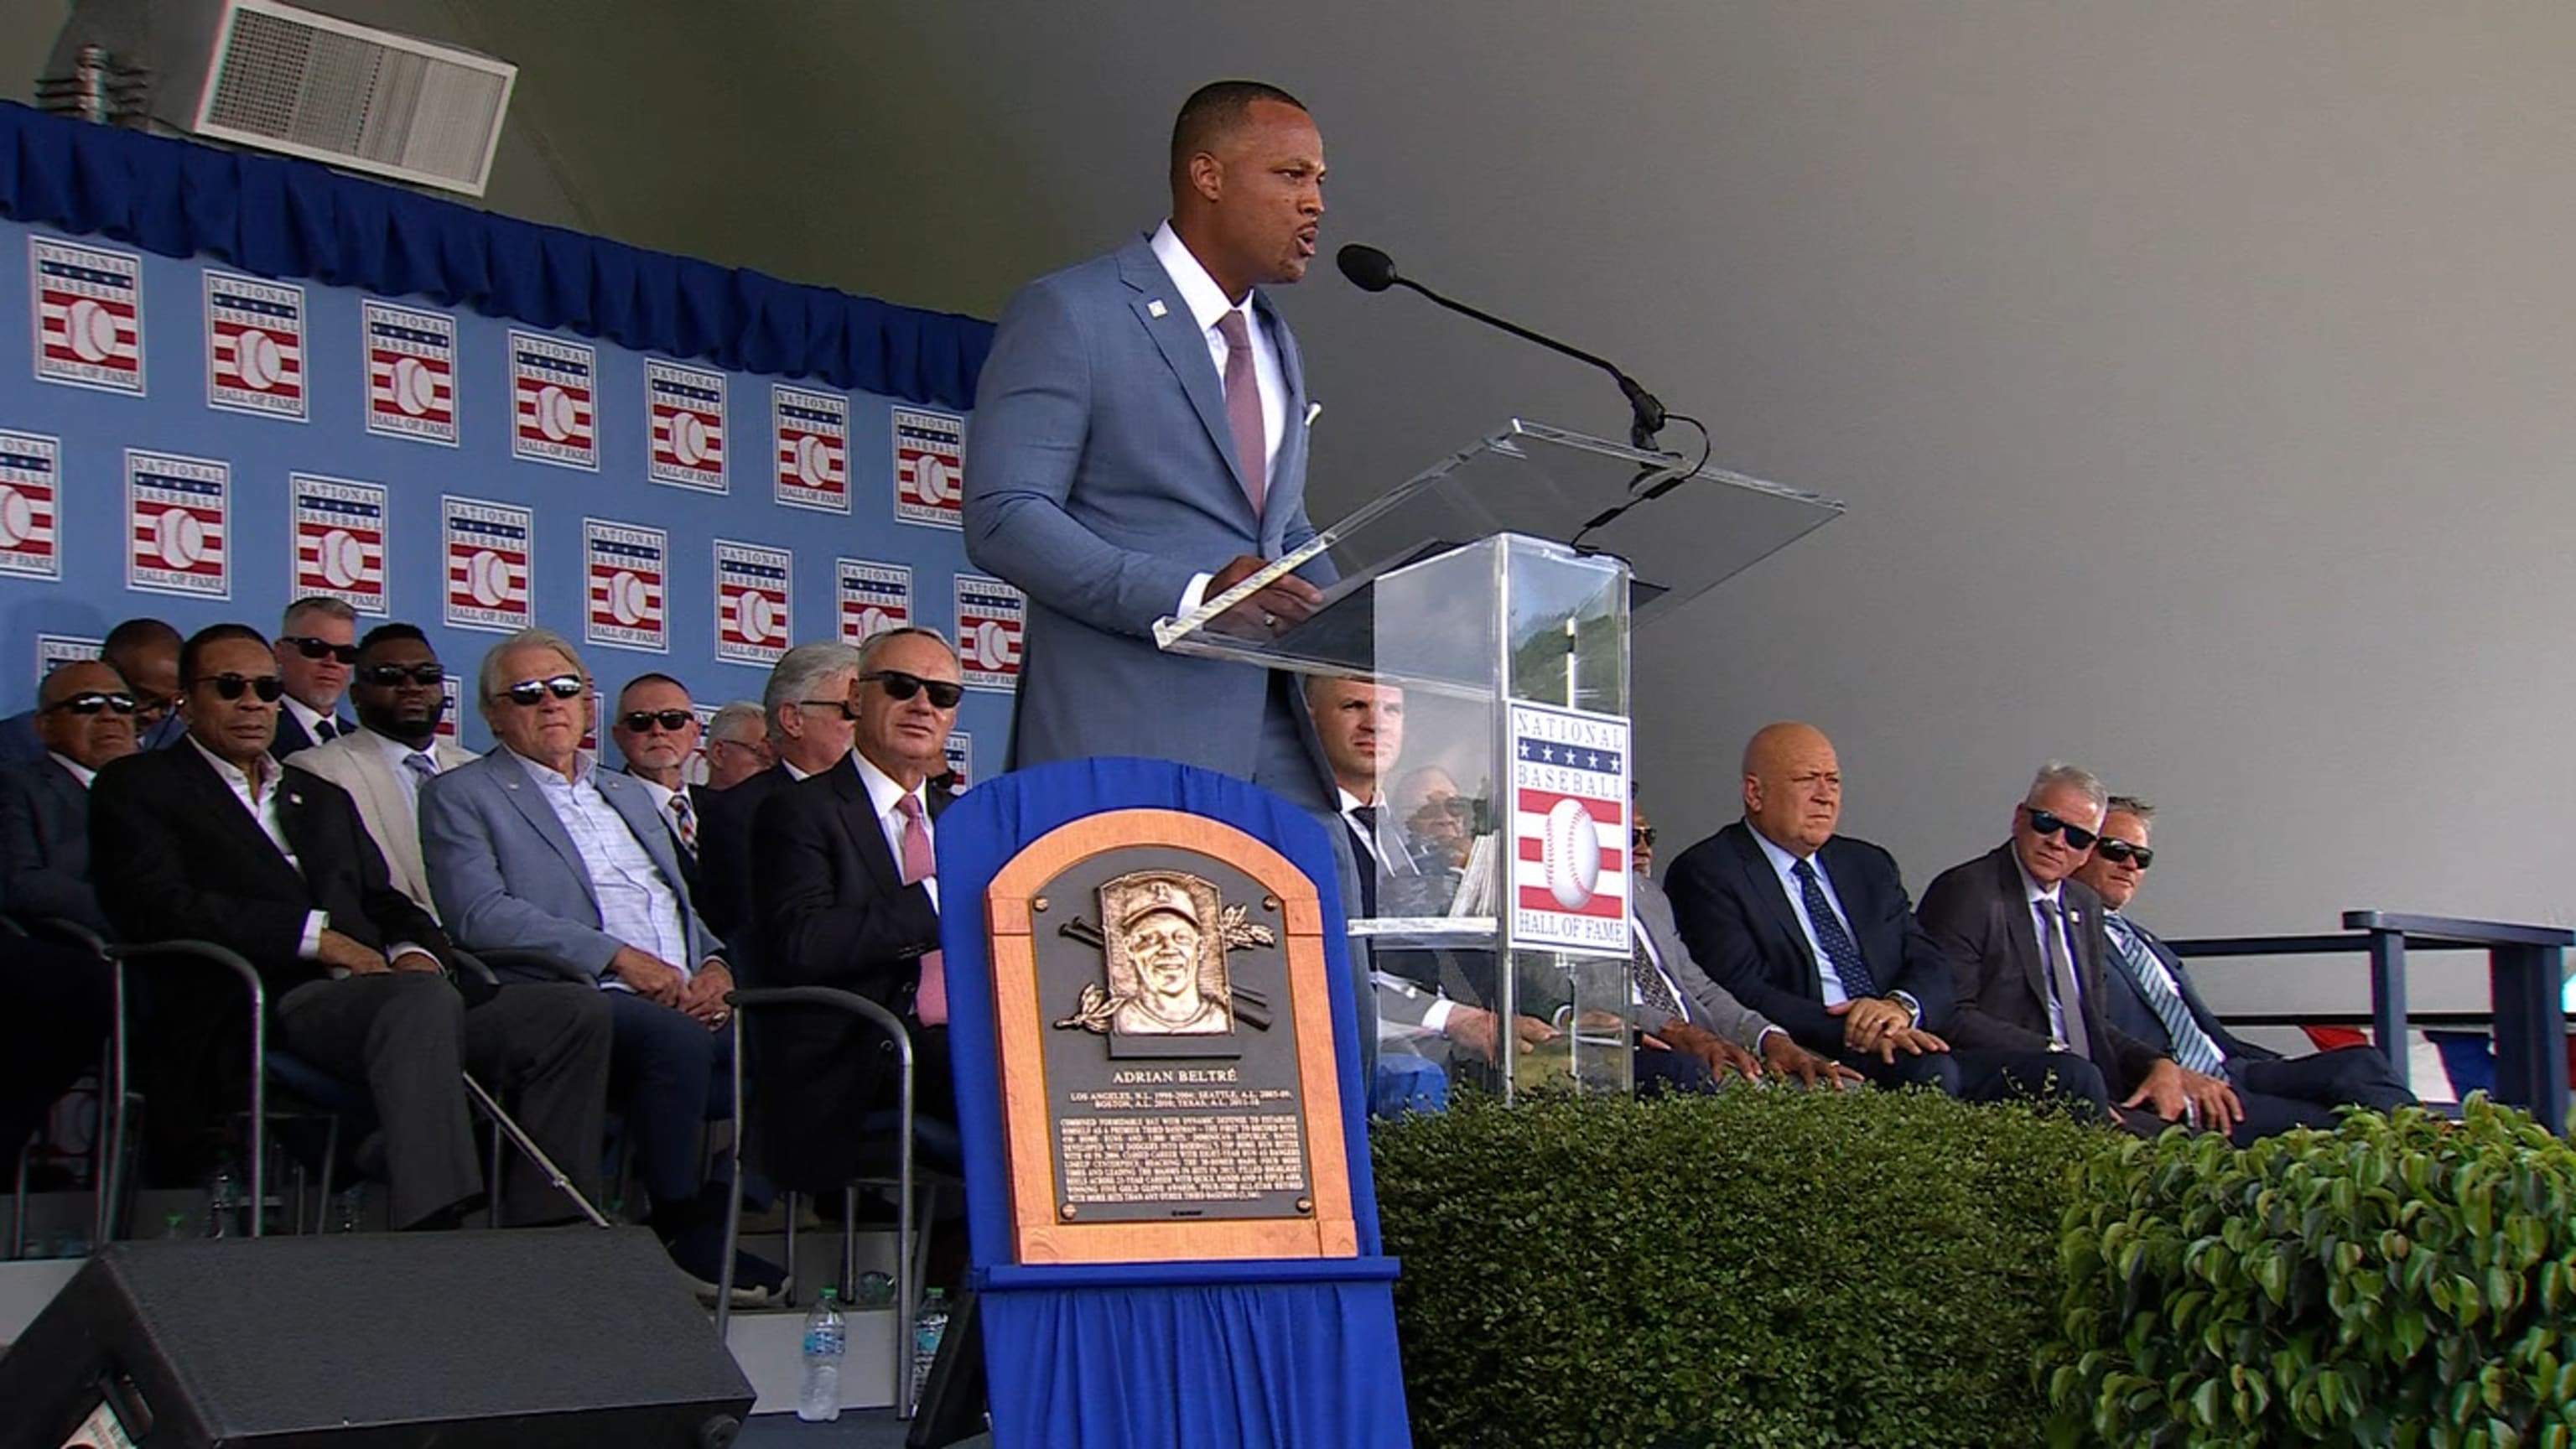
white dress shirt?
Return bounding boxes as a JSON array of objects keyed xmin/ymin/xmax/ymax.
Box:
[
  {"xmin": 2015, "ymin": 857, "xmax": 2079, "ymax": 1046},
  {"xmin": 47, "ymin": 751, "xmax": 96, "ymax": 789},
  {"xmin": 1750, "ymin": 828, "xmax": 1862, "ymax": 1006},
  {"xmin": 281, "ymin": 694, "xmax": 342, "ymax": 745},
  {"xmin": 1152, "ymin": 220, "xmax": 1290, "ymax": 618},
  {"xmin": 851, "ymin": 751, "xmax": 937, "ymax": 909},
  {"xmin": 510, "ymin": 748, "xmax": 694, "ymax": 982},
  {"xmin": 188, "ymin": 736, "xmax": 327, "ymax": 959}
]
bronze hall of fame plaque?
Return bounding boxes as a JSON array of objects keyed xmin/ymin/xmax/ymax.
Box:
[{"xmin": 985, "ymin": 809, "xmax": 1357, "ymax": 1266}]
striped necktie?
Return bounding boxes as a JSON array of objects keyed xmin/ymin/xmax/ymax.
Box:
[{"xmin": 2105, "ymin": 914, "xmax": 2225, "ymax": 1076}]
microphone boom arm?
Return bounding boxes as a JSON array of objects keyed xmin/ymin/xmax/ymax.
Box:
[{"xmin": 1390, "ymin": 277, "xmax": 1668, "ymax": 449}]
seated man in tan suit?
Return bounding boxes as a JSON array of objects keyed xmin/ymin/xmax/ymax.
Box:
[{"xmin": 285, "ymin": 624, "xmax": 475, "ymax": 917}]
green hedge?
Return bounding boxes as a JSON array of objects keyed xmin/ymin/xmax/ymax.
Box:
[
  {"xmin": 1371, "ymin": 1088, "xmax": 2102, "ymax": 1449},
  {"xmin": 2044, "ymin": 1098, "xmax": 2576, "ymax": 1449}
]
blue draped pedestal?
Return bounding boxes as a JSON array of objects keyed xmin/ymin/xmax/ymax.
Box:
[{"xmin": 937, "ymin": 759, "xmax": 1410, "ymax": 1449}]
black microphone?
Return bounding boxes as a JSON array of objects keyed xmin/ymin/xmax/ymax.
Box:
[{"xmin": 1335, "ymin": 242, "xmax": 1668, "ymax": 448}]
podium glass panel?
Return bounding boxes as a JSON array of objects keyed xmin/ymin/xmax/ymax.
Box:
[{"xmin": 1155, "ymin": 423, "xmax": 1845, "ymax": 1098}]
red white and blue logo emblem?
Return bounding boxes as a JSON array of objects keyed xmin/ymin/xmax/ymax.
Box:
[
  {"xmin": 205, "ymin": 273, "xmax": 306, "ymax": 420},
  {"xmin": 775, "ymin": 383, "xmax": 849, "ymax": 512},
  {"xmin": 0, "ymin": 430, "xmax": 61, "ymax": 581},
  {"xmin": 126, "ymin": 450, "xmax": 231, "ymax": 600},
  {"xmin": 892, "ymin": 408, "xmax": 963, "ymax": 529},
  {"xmin": 443, "ymin": 496, "xmax": 532, "ymax": 633},
  {"xmin": 364, "ymin": 301, "xmax": 458, "ymax": 444},
  {"xmin": 511, "ymin": 331, "xmax": 598, "ymax": 470},
  {"xmin": 648, "ymin": 360, "xmax": 727, "ymax": 492},
  {"xmin": 836, "ymin": 558, "xmax": 912, "ymax": 646},
  {"xmin": 1509, "ymin": 701, "xmax": 1632, "ymax": 957},
  {"xmin": 953, "ymin": 574, "xmax": 1024, "ymax": 693},
  {"xmin": 714, "ymin": 540, "xmax": 791, "ymax": 663},
  {"xmin": 291, "ymin": 474, "xmax": 388, "ymax": 615},
  {"xmin": 32, "ymin": 237, "xmax": 143, "ymax": 395},
  {"xmin": 585, "ymin": 519, "xmax": 669, "ymax": 654}
]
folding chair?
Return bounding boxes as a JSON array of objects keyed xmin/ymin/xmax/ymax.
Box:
[{"xmin": 714, "ymin": 985, "xmax": 959, "ymax": 1420}]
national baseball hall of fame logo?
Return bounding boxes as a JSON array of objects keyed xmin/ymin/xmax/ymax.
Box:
[
  {"xmin": 511, "ymin": 330, "xmax": 598, "ymax": 471},
  {"xmin": 31, "ymin": 236, "xmax": 143, "ymax": 395},
  {"xmin": 648, "ymin": 360, "xmax": 727, "ymax": 493},
  {"xmin": 290, "ymin": 475, "xmax": 388, "ymax": 616},
  {"xmin": 126, "ymin": 450, "xmax": 231, "ymax": 600},
  {"xmin": 363, "ymin": 300, "xmax": 457, "ymax": 445},
  {"xmin": 1509, "ymin": 700, "xmax": 1632, "ymax": 958},
  {"xmin": 954, "ymin": 573, "xmax": 1024, "ymax": 693},
  {"xmin": 204, "ymin": 272, "xmax": 306, "ymax": 421},
  {"xmin": 774, "ymin": 383, "xmax": 849, "ymax": 513},
  {"xmin": 714, "ymin": 539, "xmax": 792, "ymax": 665},
  {"xmin": 442, "ymin": 496, "xmax": 532, "ymax": 634},
  {"xmin": 0, "ymin": 429, "xmax": 60, "ymax": 581},
  {"xmin": 585, "ymin": 519, "xmax": 669, "ymax": 654},
  {"xmin": 836, "ymin": 558, "xmax": 911, "ymax": 647},
  {"xmin": 892, "ymin": 408, "xmax": 963, "ymax": 529}
]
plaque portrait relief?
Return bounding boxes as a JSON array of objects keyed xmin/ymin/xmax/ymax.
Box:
[{"xmin": 985, "ymin": 808, "xmax": 1358, "ymax": 1265}]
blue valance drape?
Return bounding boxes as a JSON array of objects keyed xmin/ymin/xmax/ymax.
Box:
[{"xmin": 0, "ymin": 102, "xmax": 992, "ymax": 410}]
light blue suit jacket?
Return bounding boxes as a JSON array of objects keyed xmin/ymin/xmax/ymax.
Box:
[
  {"xmin": 417, "ymin": 748, "xmax": 723, "ymax": 981},
  {"xmin": 963, "ymin": 231, "xmax": 1327, "ymax": 782}
]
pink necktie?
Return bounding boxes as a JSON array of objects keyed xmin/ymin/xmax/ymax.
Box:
[
  {"xmin": 896, "ymin": 794, "xmax": 945, "ymax": 1026},
  {"xmin": 1215, "ymin": 309, "xmax": 1267, "ymax": 517}
]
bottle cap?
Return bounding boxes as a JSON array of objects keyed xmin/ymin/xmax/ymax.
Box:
[{"xmin": 817, "ymin": 1285, "xmax": 837, "ymax": 1301}]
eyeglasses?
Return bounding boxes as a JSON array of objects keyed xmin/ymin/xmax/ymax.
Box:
[
  {"xmin": 280, "ymin": 636, "xmax": 360, "ymax": 665},
  {"xmin": 498, "ymin": 674, "xmax": 585, "ymax": 707},
  {"xmin": 357, "ymin": 662, "xmax": 445, "ymax": 688},
  {"xmin": 44, "ymin": 691, "xmax": 137, "ymax": 716},
  {"xmin": 620, "ymin": 709, "xmax": 695, "ymax": 734},
  {"xmin": 860, "ymin": 670, "xmax": 963, "ymax": 710},
  {"xmin": 2020, "ymin": 805, "xmax": 2099, "ymax": 853},
  {"xmin": 2094, "ymin": 839, "xmax": 2154, "ymax": 870},
  {"xmin": 199, "ymin": 673, "xmax": 285, "ymax": 703}
]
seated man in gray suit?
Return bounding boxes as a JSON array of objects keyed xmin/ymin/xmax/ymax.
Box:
[
  {"xmin": 418, "ymin": 627, "xmax": 781, "ymax": 1301},
  {"xmin": 286, "ymin": 625, "xmax": 475, "ymax": 919},
  {"xmin": 0, "ymin": 659, "xmax": 138, "ymax": 933},
  {"xmin": 2073, "ymin": 794, "xmax": 2413, "ymax": 1141}
]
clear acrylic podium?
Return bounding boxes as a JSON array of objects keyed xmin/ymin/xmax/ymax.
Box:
[{"xmin": 1155, "ymin": 421, "xmax": 1844, "ymax": 1098}]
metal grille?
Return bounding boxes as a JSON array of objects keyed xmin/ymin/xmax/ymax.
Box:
[{"xmin": 200, "ymin": 5, "xmax": 506, "ymax": 194}]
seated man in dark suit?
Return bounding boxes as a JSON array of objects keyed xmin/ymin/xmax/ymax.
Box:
[
  {"xmin": 90, "ymin": 624, "xmax": 611, "ymax": 1227},
  {"xmin": 700, "ymin": 701, "xmax": 772, "ymax": 791},
  {"xmin": 0, "ymin": 934, "xmax": 112, "ymax": 1171},
  {"xmin": 419, "ymin": 627, "xmax": 779, "ymax": 1296},
  {"xmin": 0, "ymin": 619, "xmax": 184, "ymax": 764},
  {"xmin": 1919, "ymin": 762, "xmax": 2232, "ymax": 1131},
  {"xmin": 2074, "ymin": 793, "xmax": 2412, "ymax": 1140},
  {"xmin": 695, "ymin": 641, "xmax": 862, "ymax": 946},
  {"xmin": 1665, "ymin": 723, "xmax": 2007, "ymax": 1094},
  {"xmin": 268, "ymin": 596, "xmax": 358, "ymax": 761},
  {"xmin": 750, "ymin": 626, "xmax": 962, "ymax": 1192},
  {"xmin": 0, "ymin": 659, "xmax": 137, "ymax": 932}
]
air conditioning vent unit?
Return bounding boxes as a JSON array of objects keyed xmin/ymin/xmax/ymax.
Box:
[{"xmin": 50, "ymin": 0, "xmax": 517, "ymax": 197}]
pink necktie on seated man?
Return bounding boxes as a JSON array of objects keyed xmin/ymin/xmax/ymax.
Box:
[{"xmin": 896, "ymin": 794, "xmax": 945, "ymax": 1026}]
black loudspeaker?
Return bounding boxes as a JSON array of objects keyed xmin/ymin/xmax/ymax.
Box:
[{"xmin": 0, "ymin": 1228, "xmax": 753, "ymax": 1448}]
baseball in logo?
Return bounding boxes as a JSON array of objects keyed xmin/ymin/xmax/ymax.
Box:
[
  {"xmin": 584, "ymin": 519, "xmax": 669, "ymax": 653},
  {"xmin": 892, "ymin": 408, "xmax": 964, "ymax": 530},
  {"xmin": 290, "ymin": 474, "xmax": 388, "ymax": 615},
  {"xmin": 647, "ymin": 360, "xmax": 727, "ymax": 492},
  {"xmin": 36, "ymin": 634, "xmax": 101, "ymax": 685},
  {"xmin": 713, "ymin": 540, "xmax": 792, "ymax": 665},
  {"xmin": 510, "ymin": 330, "xmax": 598, "ymax": 470},
  {"xmin": 363, "ymin": 300, "xmax": 458, "ymax": 445},
  {"xmin": 441, "ymin": 496, "xmax": 532, "ymax": 633},
  {"xmin": 953, "ymin": 574, "xmax": 1025, "ymax": 693},
  {"xmin": 1508, "ymin": 701, "xmax": 1633, "ymax": 957},
  {"xmin": 943, "ymin": 732, "xmax": 971, "ymax": 790},
  {"xmin": 0, "ymin": 430, "xmax": 61, "ymax": 580},
  {"xmin": 835, "ymin": 558, "xmax": 912, "ymax": 647},
  {"xmin": 774, "ymin": 383, "xmax": 849, "ymax": 513},
  {"xmin": 31, "ymin": 237, "xmax": 143, "ymax": 395},
  {"xmin": 126, "ymin": 450, "xmax": 230, "ymax": 600},
  {"xmin": 204, "ymin": 272, "xmax": 305, "ymax": 421}
]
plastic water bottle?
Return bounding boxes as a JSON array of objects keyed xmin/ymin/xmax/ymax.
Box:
[
  {"xmin": 911, "ymin": 1287, "xmax": 950, "ymax": 1405},
  {"xmin": 330, "ymin": 1186, "xmax": 364, "ymax": 1233},
  {"xmin": 797, "ymin": 1286, "xmax": 846, "ymax": 1422}
]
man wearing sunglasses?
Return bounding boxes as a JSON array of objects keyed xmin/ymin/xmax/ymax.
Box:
[
  {"xmin": 0, "ymin": 618, "xmax": 185, "ymax": 764},
  {"xmin": 269, "ymin": 596, "xmax": 359, "ymax": 762},
  {"xmin": 90, "ymin": 624, "xmax": 613, "ymax": 1226},
  {"xmin": 609, "ymin": 673, "xmax": 709, "ymax": 874},
  {"xmin": 1919, "ymin": 763, "xmax": 2223, "ymax": 1132},
  {"xmin": 418, "ymin": 628, "xmax": 782, "ymax": 1301},
  {"xmin": 2073, "ymin": 795, "xmax": 2412, "ymax": 1142},
  {"xmin": 695, "ymin": 641, "xmax": 865, "ymax": 946},
  {"xmin": 748, "ymin": 627, "xmax": 965, "ymax": 1209},
  {"xmin": 0, "ymin": 659, "xmax": 139, "ymax": 933},
  {"xmin": 284, "ymin": 626, "xmax": 475, "ymax": 918}
]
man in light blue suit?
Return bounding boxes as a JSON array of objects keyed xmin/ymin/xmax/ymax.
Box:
[
  {"xmin": 419, "ymin": 626, "xmax": 781, "ymax": 1301},
  {"xmin": 964, "ymin": 80, "xmax": 1382, "ymax": 1071}
]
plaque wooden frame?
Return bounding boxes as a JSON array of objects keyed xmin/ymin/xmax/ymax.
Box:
[{"xmin": 986, "ymin": 808, "xmax": 1358, "ymax": 1265}]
